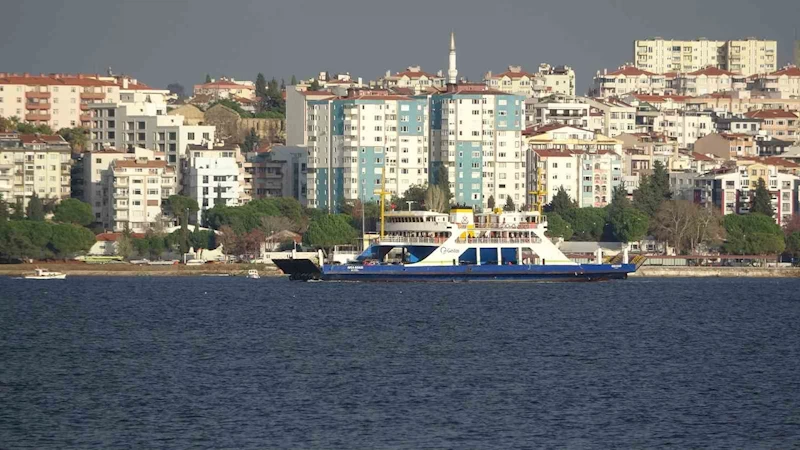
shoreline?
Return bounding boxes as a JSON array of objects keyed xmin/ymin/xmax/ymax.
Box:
[
  {"xmin": 0, "ymin": 263, "xmax": 284, "ymax": 277},
  {"xmin": 1, "ymin": 263, "xmax": 799, "ymax": 278}
]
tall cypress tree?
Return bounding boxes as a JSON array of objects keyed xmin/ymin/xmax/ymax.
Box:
[
  {"xmin": 26, "ymin": 194, "xmax": 45, "ymax": 221},
  {"xmin": 750, "ymin": 177, "xmax": 774, "ymax": 217}
]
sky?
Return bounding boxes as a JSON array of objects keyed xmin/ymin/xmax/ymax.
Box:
[{"xmin": 1, "ymin": 0, "xmax": 798, "ymax": 93}]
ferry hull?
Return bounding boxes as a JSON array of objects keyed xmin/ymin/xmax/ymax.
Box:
[{"xmin": 273, "ymin": 259, "xmax": 636, "ymax": 282}]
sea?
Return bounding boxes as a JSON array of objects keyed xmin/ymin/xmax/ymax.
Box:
[{"xmin": 1, "ymin": 276, "xmax": 799, "ymax": 449}]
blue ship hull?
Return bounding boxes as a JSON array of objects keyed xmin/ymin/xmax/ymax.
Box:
[{"xmin": 273, "ymin": 259, "xmax": 636, "ymax": 282}]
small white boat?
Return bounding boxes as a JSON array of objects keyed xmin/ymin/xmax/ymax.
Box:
[
  {"xmin": 247, "ymin": 269, "xmax": 260, "ymax": 279},
  {"xmin": 24, "ymin": 268, "xmax": 67, "ymax": 280}
]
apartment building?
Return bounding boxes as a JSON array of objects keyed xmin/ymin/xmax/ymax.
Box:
[
  {"xmin": 306, "ymin": 90, "xmax": 430, "ymax": 211},
  {"xmin": 265, "ymin": 146, "xmax": 308, "ymax": 205},
  {"xmin": 590, "ymin": 66, "xmax": 667, "ymax": 98},
  {"xmin": 192, "ymin": 77, "xmax": 255, "ymax": 100},
  {"xmin": 184, "ymin": 143, "xmax": 245, "ymax": 221},
  {"xmin": 285, "ymin": 88, "xmax": 336, "ymax": 147},
  {"xmin": 694, "ymin": 159, "xmax": 799, "ymax": 226},
  {"xmin": 374, "ymin": 66, "xmax": 445, "ymax": 94},
  {"xmin": 651, "ymin": 110, "xmax": 714, "ymax": 148},
  {"xmin": 585, "ymin": 98, "xmax": 636, "ymax": 137},
  {"xmin": 633, "ymin": 38, "xmax": 777, "ymax": 76},
  {"xmin": 751, "ymin": 65, "xmax": 800, "ymax": 98},
  {"xmin": 694, "ymin": 133, "xmax": 758, "ymax": 160},
  {"xmin": 672, "ymin": 67, "xmax": 742, "ymax": 96},
  {"xmin": 88, "ymin": 102, "xmax": 215, "ymax": 165},
  {"xmin": 83, "ymin": 147, "xmax": 165, "ymax": 222},
  {"xmin": 430, "ymin": 86, "xmax": 526, "ymax": 209},
  {"xmin": 484, "ymin": 64, "xmax": 576, "ymax": 98},
  {"xmin": 743, "ymin": 109, "xmax": 799, "ymax": 140},
  {"xmin": 102, "ymin": 159, "xmax": 177, "ymax": 232},
  {"xmin": 617, "ymin": 132, "xmax": 680, "ymax": 178},
  {"xmin": 243, "ymin": 152, "xmax": 285, "ymax": 201},
  {"xmin": 688, "ymin": 91, "xmax": 800, "ymax": 115},
  {"xmin": 524, "ymin": 94, "xmax": 590, "ymax": 129},
  {"xmin": 0, "ymin": 133, "xmax": 71, "ymax": 209}
]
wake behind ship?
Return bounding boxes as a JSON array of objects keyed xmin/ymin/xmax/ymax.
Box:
[{"xmin": 273, "ymin": 208, "xmax": 640, "ymax": 282}]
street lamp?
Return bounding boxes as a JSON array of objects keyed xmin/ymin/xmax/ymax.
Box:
[{"xmin": 406, "ymin": 201, "xmax": 414, "ymax": 211}]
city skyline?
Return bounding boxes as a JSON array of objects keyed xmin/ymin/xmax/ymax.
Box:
[{"xmin": 1, "ymin": 0, "xmax": 797, "ymax": 91}]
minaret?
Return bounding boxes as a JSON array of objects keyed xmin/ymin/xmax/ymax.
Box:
[{"xmin": 447, "ymin": 31, "xmax": 458, "ymax": 85}]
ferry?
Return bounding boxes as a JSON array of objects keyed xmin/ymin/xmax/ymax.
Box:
[{"xmin": 273, "ymin": 208, "xmax": 639, "ymax": 282}]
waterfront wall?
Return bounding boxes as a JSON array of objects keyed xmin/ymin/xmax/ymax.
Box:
[{"xmin": 631, "ymin": 266, "xmax": 800, "ymax": 278}]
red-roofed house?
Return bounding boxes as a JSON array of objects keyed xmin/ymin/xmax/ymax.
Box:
[
  {"xmin": 193, "ymin": 77, "xmax": 256, "ymax": 100},
  {"xmin": 484, "ymin": 64, "xmax": 576, "ymax": 98},
  {"xmin": 377, "ymin": 66, "xmax": 445, "ymax": 93},
  {"xmin": 751, "ymin": 65, "xmax": 800, "ymax": 97},
  {"xmin": 744, "ymin": 109, "xmax": 799, "ymax": 140},
  {"xmin": 591, "ymin": 65, "xmax": 667, "ymax": 98}
]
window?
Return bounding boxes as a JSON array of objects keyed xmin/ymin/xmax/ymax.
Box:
[
  {"xmin": 202, "ymin": 133, "xmax": 210, "ymax": 140},
  {"xmin": 168, "ymin": 132, "xmax": 177, "ymax": 140},
  {"xmin": 147, "ymin": 189, "xmax": 158, "ymax": 195},
  {"xmin": 188, "ymin": 132, "xmax": 195, "ymax": 140}
]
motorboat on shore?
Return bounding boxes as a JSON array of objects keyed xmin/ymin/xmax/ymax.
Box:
[
  {"xmin": 24, "ymin": 268, "xmax": 67, "ymax": 280},
  {"xmin": 274, "ymin": 207, "xmax": 642, "ymax": 283}
]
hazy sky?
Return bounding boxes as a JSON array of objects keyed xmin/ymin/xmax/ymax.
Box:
[{"xmin": 1, "ymin": 0, "xmax": 797, "ymax": 92}]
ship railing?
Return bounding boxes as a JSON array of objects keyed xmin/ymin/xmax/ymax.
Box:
[
  {"xmin": 376, "ymin": 236, "xmax": 442, "ymax": 244},
  {"xmin": 462, "ymin": 223, "xmax": 540, "ymax": 230},
  {"xmin": 456, "ymin": 237, "xmax": 543, "ymax": 244}
]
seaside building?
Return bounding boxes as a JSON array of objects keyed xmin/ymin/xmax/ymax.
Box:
[
  {"xmin": 102, "ymin": 158, "xmax": 177, "ymax": 232},
  {"xmin": 0, "ymin": 133, "xmax": 72, "ymax": 209},
  {"xmin": 88, "ymin": 102, "xmax": 215, "ymax": 165},
  {"xmin": 305, "ymin": 88, "xmax": 429, "ymax": 211},
  {"xmin": 83, "ymin": 147, "xmax": 165, "ymax": 223},
  {"xmin": 694, "ymin": 159, "xmax": 800, "ymax": 226},
  {"xmin": 633, "ymin": 38, "xmax": 777, "ymax": 75},
  {"xmin": 484, "ymin": 64, "xmax": 576, "ymax": 98},
  {"xmin": 184, "ymin": 143, "xmax": 246, "ymax": 222}
]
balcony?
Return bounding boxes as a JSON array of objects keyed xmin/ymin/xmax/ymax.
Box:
[
  {"xmin": 25, "ymin": 112, "xmax": 51, "ymax": 121},
  {"xmin": 26, "ymin": 102, "xmax": 51, "ymax": 110},
  {"xmin": 80, "ymin": 92, "xmax": 106, "ymax": 101},
  {"xmin": 80, "ymin": 114, "xmax": 92, "ymax": 122},
  {"xmin": 80, "ymin": 103, "xmax": 90, "ymax": 111},
  {"xmin": 26, "ymin": 91, "xmax": 51, "ymax": 99}
]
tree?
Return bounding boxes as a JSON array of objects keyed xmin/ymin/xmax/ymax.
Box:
[
  {"xmin": 652, "ymin": 200, "xmax": 696, "ymax": 254},
  {"xmin": 26, "ymin": 194, "xmax": 45, "ymax": 221},
  {"xmin": 49, "ymin": 223, "xmax": 95, "ymax": 259},
  {"xmin": 723, "ymin": 213, "xmax": 785, "ymax": 255},
  {"xmin": 545, "ymin": 187, "xmax": 576, "ymax": 214},
  {"xmin": 433, "ymin": 164, "xmax": 453, "ymax": 201},
  {"xmin": 303, "ymin": 214, "xmax": 358, "ymax": 253},
  {"xmin": 607, "ymin": 186, "xmax": 648, "ymax": 243},
  {"xmin": 783, "ymin": 214, "xmax": 800, "ymax": 236},
  {"xmin": 397, "ymin": 185, "xmax": 427, "ymax": 211},
  {"xmin": 11, "ymin": 198, "xmax": 24, "ymax": 220},
  {"xmin": 487, "ymin": 195, "xmax": 496, "ymax": 210},
  {"xmin": 545, "ymin": 213, "xmax": 573, "ymax": 240},
  {"xmin": 145, "ymin": 231, "xmax": 166, "ymax": 260},
  {"xmin": 633, "ymin": 161, "xmax": 672, "ymax": 218},
  {"xmin": 651, "ymin": 160, "xmax": 671, "ymax": 202},
  {"xmin": 0, "ymin": 116, "xmax": 13, "ymax": 132},
  {"xmin": 58, "ymin": 127, "xmax": 89, "ymax": 153},
  {"xmin": 750, "ymin": 177, "xmax": 774, "ymax": 217},
  {"xmin": 53, "ymin": 199, "xmax": 93, "ymax": 226},
  {"xmin": 116, "ymin": 234, "xmax": 133, "ymax": 259},
  {"xmin": 0, "ymin": 198, "xmax": 9, "ymax": 222},
  {"xmin": 290, "ymin": 75, "xmax": 298, "ymax": 86},
  {"xmin": 218, "ymin": 225, "xmax": 240, "ymax": 260},
  {"xmin": 0, "ymin": 222, "xmax": 37, "ymax": 261},
  {"xmin": 255, "ymin": 73, "xmax": 268, "ymax": 99},
  {"xmin": 561, "ymin": 208, "xmax": 607, "ymax": 241},
  {"xmin": 424, "ymin": 185, "xmax": 449, "ymax": 213},
  {"xmin": 785, "ymin": 232, "xmax": 800, "ymax": 261},
  {"xmin": 167, "ymin": 83, "xmax": 186, "ymax": 99},
  {"xmin": 308, "ymin": 79, "xmax": 321, "ymax": 91},
  {"xmin": 503, "ymin": 196, "xmax": 516, "ymax": 212},
  {"xmin": 260, "ymin": 215, "xmax": 295, "ymax": 238},
  {"xmin": 205, "ymin": 74, "xmax": 212, "ymax": 83},
  {"xmin": 166, "ymin": 195, "xmax": 199, "ymax": 254},
  {"xmin": 686, "ymin": 206, "xmax": 725, "ymax": 253},
  {"xmin": 243, "ymin": 128, "xmax": 259, "ymax": 153}
]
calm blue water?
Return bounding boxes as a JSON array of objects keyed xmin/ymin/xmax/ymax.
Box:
[{"xmin": 1, "ymin": 277, "xmax": 800, "ymax": 449}]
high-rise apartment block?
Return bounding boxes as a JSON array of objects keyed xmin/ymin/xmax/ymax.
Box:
[
  {"xmin": 0, "ymin": 133, "xmax": 72, "ymax": 208},
  {"xmin": 102, "ymin": 159, "xmax": 177, "ymax": 232},
  {"xmin": 634, "ymin": 38, "xmax": 777, "ymax": 76}
]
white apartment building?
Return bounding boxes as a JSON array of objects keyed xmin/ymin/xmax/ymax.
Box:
[
  {"xmin": 751, "ymin": 65, "xmax": 800, "ymax": 98},
  {"xmin": 83, "ymin": 147, "xmax": 165, "ymax": 222},
  {"xmin": 0, "ymin": 133, "xmax": 71, "ymax": 209},
  {"xmin": 88, "ymin": 102, "xmax": 215, "ymax": 165},
  {"xmin": 586, "ymin": 98, "xmax": 636, "ymax": 137},
  {"xmin": 306, "ymin": 91, "xmax": 430, "ymax": 211},
  {"xmin": 103, "ymin": 158, "xmax": 177, "ymax": 232},
  {"xmin": 652, "ymin": 110, "xmax": 714, "ymax": 148},
  {"xmin": 530, "ymin": 149, "xmax": 623, "ymax": 208},
  {"xmin": 484, "ymin": 64, "xmax": 576, "ymax": 99},
  {"xmin": 430, "ymin": 87, "xmax": 526, "ymax": 209},
  {"xmin": 0, "ymin": 73, "xmax": 166, "ymax": 130},
  {"xmin": 590, "ymin": 65, "xmax": 667, "ymax": 98},
  {"xmin": 634, "ymin": 38, "xmax": 777, "ymax": 76},
  {"xmin": 184, "ymin": 143, "xmax": 245, "ymax": 222},
  {"xmin": 524, "ymin": 95, "xmax": 590, "ymax": 129},
  {"xmin": 374, "ymin": 66, "xmax": 446, "ymax": 94}
]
